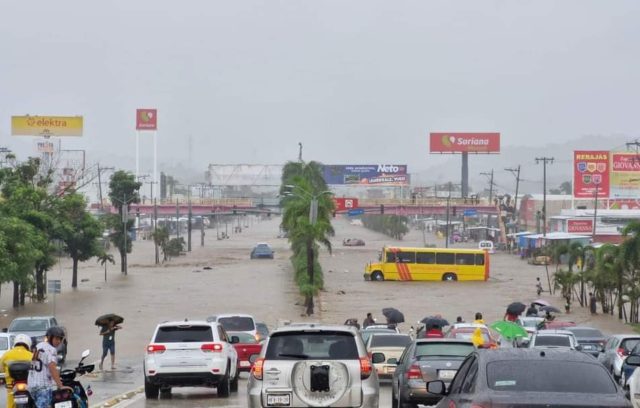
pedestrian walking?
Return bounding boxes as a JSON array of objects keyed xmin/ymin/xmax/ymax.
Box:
[
  {"xmin": 536, "ymin": 277, "xmax": 543, "ymax": 296},
  {"xmin": 363, "ymin": 313, "xmax": 375, "ymax": 328},
  {"xmin": 28, "ymin": 327, "xmax": 66, "ymax": 408},
  {"xmin": 0, "ymin": 334, "xmax": 33, "ymax": 408},
  {"xmin": 589, "ymin": 292, "xmax": 597, "ymax": 315},
  {"xmin": 99, "ymin": 320, "xmax": 121, "ymax": 371}
]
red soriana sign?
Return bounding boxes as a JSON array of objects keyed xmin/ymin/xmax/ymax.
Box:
[
  {"xmin": 573, "ymin": 151, "xmax": 610, "ymax": 199},
  {"xmin": 429, "ymin": 133, "xmax": 500, "ymax": 153},
  {"xmin": 567, "ymin": 219, "xmax": 593, "ymax": 234},
  {"xmin": 334, "ymin": 198, "xmax": 359, "ymax": 212},
  {"xmin": 136, "ymin": 109, "xmax": 157, "ymax": 130}
]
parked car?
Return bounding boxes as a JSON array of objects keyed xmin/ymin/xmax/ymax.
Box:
[
  {"xmin": 624, "ymin": 355, "xmax": 640, "ymax": 407},
  {"xmin": 250, "ymin": 243, "xmax": 274, "ymax": 259},
  {"xmin": 143, "ymin": 319, "xmax": 239, "ymax": 399},
  {"xmin": 565, "ymin": 326, "xmax": 606, "ymax": 357},
  {"xmin": 247, "ymin": 323, "xmax": 379, "ymax": 408},
  {"xmin": 208, "ymin": 313, "xmax": 258, "ymax": 339},
  {"xmin": 255, "ymin": 322, "xmax": 269, "ymax": 342},
  {"xmin": 343, "ymin": 238, "xmax": 365, "ymax": 246},
  {"xmin": 6, "ymin": 316, "xmax": 68, "ymax": 363},
  {"xmin": 528, "ymin": 329, "xmax": 579, "ymax": 350},
  {"xmin": 0, "ymin": 333, "xmax": 11, "ymax": 384},
  {"xmin": 599, "ymin": 334, "xmax": 640, "ymax": 381},
  {"xmin": 228, "ymin": 331, "xmax": 262, "ymax": 373},
  {"xmin": 516, "ymin": 316, "xmax": 545, "ymax": 337},
  {"xmin": 390, "ymin": 338, "xmax": 475, "ymax": 407},
  {"xmin": 365, "ymin": 333, "xmax": 412, "ymax": 379},
  {"xmin": 426, "ymin": 349, "xmax": 630, "ymax": 407},
  {"xmin": 445, "ymin": 324, "xmax": 498, "ymax": 349},
  {"xmin": 619, "ymin": 342, "xmax": 640, "ymax": 388}
]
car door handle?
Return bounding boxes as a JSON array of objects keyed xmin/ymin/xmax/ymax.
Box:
[{"xmin": 266, "ymin": 368, "xmax": 281, "ymax": 374}]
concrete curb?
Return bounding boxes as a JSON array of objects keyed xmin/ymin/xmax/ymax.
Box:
[{"xmin": 90, "ymin": 386, "xmax": 143, "ymax": 408}]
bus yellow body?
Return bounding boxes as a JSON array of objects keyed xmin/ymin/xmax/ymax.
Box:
[{"xmin": 364, "ymin": 246, "xmax": 490, "ymax": 282}]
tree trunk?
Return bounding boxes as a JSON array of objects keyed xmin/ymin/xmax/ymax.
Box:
[
  {"xmin": 120, "ymin": 251, "xmax": 126, "ymax": 273},
  {"xmin": 72, "ymin": 257, "xmax": 79, "ymax": 288},
  {"xmin": 12, "ymin": 281, "xmax": 19, "ymax": 308},
  {"xmin": 19, "ymin": 285, "xmax": 26, "ymax": 306},
  {"xmin": 36, "ymin": 266, "xmax": 45, "ymax": 302},
  {"xmin": 306, "ymin": 240, "xmax": 314, "ymax": 316}
]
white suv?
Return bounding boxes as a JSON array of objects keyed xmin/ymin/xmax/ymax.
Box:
[{"xmin": 144, "ymin": 320, "xmax": 239, "ymax": 398}]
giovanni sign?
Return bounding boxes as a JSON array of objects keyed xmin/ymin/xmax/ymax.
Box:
[
  {"xmin": 322, "ymin": 165, "xmax": 409, "ymax": 186},
  {"xmin": 430, "ymin": 133, "xmax": 500, "ymax": 153}
]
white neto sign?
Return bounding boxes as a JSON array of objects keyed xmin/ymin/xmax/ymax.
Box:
[{"xmin": 377, "ymin": 165, "xmax": 400, "ymax": 173}]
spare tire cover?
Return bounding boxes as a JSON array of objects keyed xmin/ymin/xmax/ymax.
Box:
[{"xmin": 292, "ymin": 360, "xmax": 350, "ymax": 407}]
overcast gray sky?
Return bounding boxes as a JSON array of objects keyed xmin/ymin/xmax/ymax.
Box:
[{"xmin": 1, "ymin": 0, "xmax": 638, "ymax": 177}]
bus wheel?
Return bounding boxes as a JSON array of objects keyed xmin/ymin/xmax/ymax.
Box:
[
  {"xmin": 442, "ymin": 273, "xmax": 457, "ymax": 281},
  {"xmin": 371, "ymin": 271, "xmax": 384, "ymax": 281}
]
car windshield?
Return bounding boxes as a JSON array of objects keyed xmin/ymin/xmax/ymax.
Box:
[
  {"xmin": 416, "ymin": 342, "xmax": 475, "ymax": 358},
  {"xmin": 9, "ymin": 319, "xmax": 48, "ymax": 332},
  {"xmin": 487, "ymin": 360, "xmax": 617, "ymax": 393},
  {"xmin": 533, "ymin": 335, "xmax": 571, "ymax": 347},
  {"xmin": 155, "ymin": 325, "xmax": 213, "ymax": 342},
  {"xmin": 568, "ymin": 328, "xmax": 603, "ymax": 338},
  {"xmin": 361, "ymin": 330, "xmax": 394, "ymax": 344},
  {"xmin": 228, "ymin": 331, "xmax": 258, "ymax": 344},
  {"xmin": 266, "ymin": 331, "xmax": 358, "ymax": 360},
  {"xmin": 0, "ymin": 337, "xmax": 8, "ymax": 350},
  {"xmin": 370, "ymin": 334, "xmax": 411, "ymax": 348},
  {"xmin": 218, "ymin": 317, "xmax": 255, "ymax": 332}
]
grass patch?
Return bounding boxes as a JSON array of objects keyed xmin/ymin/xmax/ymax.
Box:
[{"xmin": 628, "ymin": 323, "xmax": 640, "ymax": 334}]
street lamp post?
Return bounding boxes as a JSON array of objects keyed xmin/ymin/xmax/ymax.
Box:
[{"xmin": 592, "ymin": 183, "xmax": 599, "ymax": 241}]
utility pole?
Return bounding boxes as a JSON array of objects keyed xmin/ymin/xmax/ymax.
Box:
[
  {"xmin": 505, "ymin": 165, "xmax": 521, "ymax": 225},
  {"xmin": 154, "ymin": 198, "xmax": 159, "ymax": 264},
  {"xmin": 536, "ymin": 157, "xmax": 554, "ymax": 237},
  {"xmin": 96, "ymin": 165, "xmax": 114, "ymax": 210},
  {"xmin": 445, "ymin": 182, "xmax": 452, "ymax": 248},
  {"xmin": 593, "ymin": 183, "xmax": 599, "ymax": 241},
  {"xmin": 298, "ymin": 142, "xmax": 303, "ymax": 162},
  {"xmin": 480, "ymin": 170, "xmax": 495, "ymax": 203},
  {"xmin": 188, "ymin": 189, "xmax": 192, "ymax": 252},
  {"xmin": 176, "ymin": 199, "xmax": 180, "ymax": 240}
]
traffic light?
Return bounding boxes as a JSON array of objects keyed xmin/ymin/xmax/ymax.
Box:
[{"xmin": 380, "ymin": 204, "xmax": 384, "ymax": 214}]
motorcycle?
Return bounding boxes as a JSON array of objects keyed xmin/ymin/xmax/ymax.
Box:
[
  {"xmin": 8, "ymin": 361, "xmax": 32, "ymax": 408},
  {"xmin": 51, "ymin": 349, "xmax": 94, "ymax": 408}
]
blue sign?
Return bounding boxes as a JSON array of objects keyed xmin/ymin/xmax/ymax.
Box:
[
  {"xmin": 348, "ymin": 208, "xmax": 365, "ymax": 216},
  {"xmin": 322, "ymin": 164, "xmax": 409, "ymax": 186},
  {"xmin": 463, "ymin": 209, "xmax": 478, "ymax": 217}
]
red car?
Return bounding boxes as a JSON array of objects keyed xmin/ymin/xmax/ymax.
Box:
[
  {"xmin": 445, "ymin": 324, "xmax": 499, "ymax": 349},
  {"xmin": 228, "ymin": 331, "xmax": 263, "ymax": 372}
]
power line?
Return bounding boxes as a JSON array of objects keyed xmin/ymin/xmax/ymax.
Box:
[{"xmin": 535, "ymin": 157, "xmax": 554, "ymax": 236}]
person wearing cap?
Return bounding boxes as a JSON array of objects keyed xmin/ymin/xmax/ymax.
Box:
[
  {"xmin": 28, "ymin": 326, "xmax": 66, "ymax": 408},
  {"xmin": 0, "ymin": 334, "xmax": 33, "ymax": 408}
]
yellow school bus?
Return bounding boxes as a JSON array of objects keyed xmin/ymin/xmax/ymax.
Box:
[{"xmin": 364, "ymin": 246, "xmax": 490, "ymax": 282}]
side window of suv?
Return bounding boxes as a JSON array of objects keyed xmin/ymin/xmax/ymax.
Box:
[
  {"xmin": 448, "ymin": 355, "xmax": 475, "ymax": 395},
  {"xmin": 217, "ymin": 326, "xmax": 228, "ymax": 342}
]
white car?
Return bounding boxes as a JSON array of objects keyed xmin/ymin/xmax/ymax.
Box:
[
  {"xmin": 625, "ymin": 354, "xmax": 640, "ymax": 407},
  {"xmin": 0, "ymin": 333, "xmax": 11, "ymax": 383},
  {"xmin": 143, "ymin": 320, "xmax": 239, "ymax": 399},
  {"xmin": 599, "ymin": 334, "xmax": 640, "ymax": 381},
  {"xmin": 528, "ymin": 329, "xmax": 579, "ymax": 350},
  {"xmin": 208, "ymin": 313, "xmax": 258, "ymax": 339},
  {"xmin": 365, "ymin": 333, "xmax": 412, "ymax": 379}
]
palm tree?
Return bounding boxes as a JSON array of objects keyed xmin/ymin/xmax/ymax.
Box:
[
  {"xmin": 621, "ymin": 221, "xmax": 640, "ymax": 322},
  {"xmin": 567, "ymin": 242, "xmax": 587, "ymax": 306},
  {"xmin": 96, "ymin": 250, "xmax": 115, "ymax": 282}
]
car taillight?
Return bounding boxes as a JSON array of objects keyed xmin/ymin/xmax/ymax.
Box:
[
  {"xmin": 617, "ymin": 348, "xmax": 627, "ymax": 358},
  {"xmin": 360, "ymin": 357, "xmax": 373, "ymax": 379},
  {"xmin": 252, "ymin": 357, "xmax": 264, "ymax": 380},
  {"xmin": 201, "ymin": 343, "xmax": 223, "ymax": 352},
  {"xmin": 14, "ymin": 382, "xmax": 27, "ymax": 392},
  {"xmin": 146, "ymin": 344, "xmax": 166, "ymax": 354},
  {"xmin": 406, "ymin": 364, "xmax": 422, "ymax": 380}
]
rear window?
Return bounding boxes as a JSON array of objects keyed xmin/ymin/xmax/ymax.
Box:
[
  {"xmin": 568, "ymin": 328, "xmax": 603, "ymax": 338},
  {"xmin": 154, "ymin": 325, "xmax": 213, "ymax": 343},
  {"xmin": 415, "ymin": 342, "xmax": 474, "ymax": 358},
  {"xmin": 9, "ymin": 319, "xmax": 48, "ymax": 332},
  {"xmin": 229, "ymin": 332, "xmax": 258, "ymax": 344},
  {"xmin": 451, "ymin": 330, "xmax": 490, "ymax": 343},
  {"xmin": 533, "ymin": 335, "xmax": 571, "ymax": 347},
  {"xmin": 487, "ymin": 360, "xmax": 617, "ymax": 393},
  {"xmin": 370, "ymin": 335, "xmax": 411, "ymax": 348},
  {"xmin": 218, "ymin": 317, "xmax": 255, "ymax": 332},
  {"xmin": 266, "ymin": 331, "xmax": 358, "ymax": 360}
]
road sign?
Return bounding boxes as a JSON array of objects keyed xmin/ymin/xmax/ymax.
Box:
[
  {"xmin": 48, "ymin": 279, "xmax": 61, "ymax": 294},
  {"xmin": 463, "ymin": 209, "xmax": 478, "ymax": 217},
  {"xmin": 348, "ymin": 208, "xmax": 365, "ymax": 216}
]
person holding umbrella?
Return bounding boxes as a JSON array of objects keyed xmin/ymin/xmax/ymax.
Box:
[{"xmin": 96, "ymin": 314, "xmax": 123, "ymax": 371}]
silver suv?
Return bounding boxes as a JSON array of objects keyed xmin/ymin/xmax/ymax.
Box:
[
  {"xmin": 143, "ymin": 320, "xmax": 239, "ymax": 399},
  {"xmin": 247, "ymin": 324, "xmax": 379, "ymax": 408}
]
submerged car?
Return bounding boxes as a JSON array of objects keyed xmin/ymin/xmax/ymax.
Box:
[
  {"xmin": 250, "ymin": 243, "xmax": 274, "ymax": 259},
  {"xmin": 343, "ymin": 238, "xmax": 365, "ymax": 246}
]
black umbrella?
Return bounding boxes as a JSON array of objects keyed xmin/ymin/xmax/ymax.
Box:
[
  {"xmin": 382, "ymin": 308, "xmax": 405, "ymax": 324},
  {"xmin": 95, "ymin": 313, "xmax": 124, "ymax": 327},
  {"xmin": 420, "ymin": 316, "xmax": 450, "ymax": 328},
  {"xmin": 539, "ymin": 305, "xmax": 562, "ymax": 314},
  {"xmin": 506, "ymin": 302, "xmax": 527, "ymax": 316}
]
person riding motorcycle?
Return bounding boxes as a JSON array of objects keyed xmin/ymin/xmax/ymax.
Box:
[
  {"xmin": 0, "ymin": 334, "xmax": 33, "ymax": 408},
  {"xmin": 28, "ymin": 326, "xmax": 66, "ymax": 408}
]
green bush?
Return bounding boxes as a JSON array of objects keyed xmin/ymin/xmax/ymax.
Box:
[{"xmin": 362, "ymin": 215, "xmax": 409, "ymax": 239}]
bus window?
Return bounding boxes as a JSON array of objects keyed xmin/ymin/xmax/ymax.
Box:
[
  {"xmin": 398, "ymin": 252, "xmax": 416, "ymax": 263},
  {"xmin": 475, "ymin": 254, "xmax": 485, "ymax": 265},
  {"xmin": 416, "ymin": 252, "xmax": 435, "ymax": 264},
  {"xmin": 456, "ymin": 253, "xmax": 476, "ymax": 265},
  {"xmin": 436, "ymin": 253, "xmax": 455, "ymax": 265},
  {"xmin": 386, "ymin": 252, "xmax": 397, "ymax": 262}
]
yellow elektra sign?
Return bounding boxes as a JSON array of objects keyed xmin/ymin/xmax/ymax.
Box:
[{"xmin": 12, "ymin": 115, "xmax": 83, "ymax": 137}]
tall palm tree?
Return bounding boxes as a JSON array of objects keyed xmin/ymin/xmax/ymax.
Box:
[{"xmin": 621, "ymin": 221, "xmax": 640, "ymax": 322}]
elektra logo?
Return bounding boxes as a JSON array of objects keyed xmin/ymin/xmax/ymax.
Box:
[{"xmin": 378, "ymin": 165, "xmax": 400, "ymax": 173}]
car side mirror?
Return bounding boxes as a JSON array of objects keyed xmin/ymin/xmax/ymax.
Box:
[
  {"xmin": 249, "ymin": 354, "xmax": 259, "ymax": 363},
  {"xmin": 371, "ymin": 352, "xmax": 386, "ymax": 364},
  {"xmin": 625, "ymin": 355, "xmax": 640, "ymax": 366},
  {"xmin": 426, "ymin": 380, "xmax": 446, "ymax": 395},
  {"xmin": 387, "ymin": 358, "xmax": 399, "ymax": 365},
  {"xmin": 1, "ymin": 328, "xmax": 7, "ymax": 333},
  {"xmin": 575, "ymin": 345, "xmax": 582, "ymax": 351},
  {"xmin": 230, "ymin": 336, "xmax": 240, "ymax": 344}
]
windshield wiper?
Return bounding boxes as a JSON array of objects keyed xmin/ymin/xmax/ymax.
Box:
[{"xmin": 278, "ymin": 353, "xmax": 309, "ymax": 359}]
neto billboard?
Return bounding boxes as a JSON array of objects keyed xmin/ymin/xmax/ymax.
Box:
[
  {"xmin": 322, "ymin": 165, "xmax": 409, "ymax": 186},
  {"xmin": 430, "ymin": 133, "xmax": 500, "ymax": 153}
]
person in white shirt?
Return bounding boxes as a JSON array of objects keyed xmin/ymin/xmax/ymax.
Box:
[{"xmin": 28, "ymin": 327, "xmax": 65, "ymax": 408}]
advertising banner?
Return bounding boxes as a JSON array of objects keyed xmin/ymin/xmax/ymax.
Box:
[
  {"xmin": 334, "ymin": 198, "xmax": 359, "ymax": 212},
  {"xmin": 429, "ymin": 133, "xmax": 500, "ymax": 153},
  {"xmin": 610, "ymin": 152, "xmax": 640, "ymax": 199},
  {"xmin": 567, "ymin": 219, "xmax": 593, "ymax": 234},
  {"xmin": 12, "ymin": 116, "xmax": 83, "ymax": 137},
  {"xmin": 322, "ymin": 165, "xmax": 409, "ymax": 186},
  {"xmin": 136, "ymin": 109, "xmax": 157, "ymax": 130},
  {"xmin": 573, "ymin": 151, "xmax": 610, "ymax": 198}
]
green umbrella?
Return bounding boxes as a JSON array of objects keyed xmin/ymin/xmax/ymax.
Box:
[{"xmin": 489, "ymin": 321, "xmax": 528, "ymax": 340}]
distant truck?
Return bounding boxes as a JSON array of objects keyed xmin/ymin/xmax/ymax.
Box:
[{"xmin": 4, "ymin": 316, "xmax": 68, "ymax": 363}]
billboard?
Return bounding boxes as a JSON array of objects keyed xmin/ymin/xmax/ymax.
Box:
[
  {"xmin": 573, "ymin": 151, "xmax": 610, "ymax": 198},
  {"xmin": 322, "ymin": 165, "xmax": 409, "ymax": 186},
  {"xmin": 567, "ymin": 219, "xmax": 593, "ymax": 234},
  {"xmin": 430, "ymin": 132, "xmax": 500, "ymax": 153},
  {"xmin": 12, "ymin": 115, "xmax": 83, "ymax": 137},
  {"xmin": 334, "ymin": 198, "xmax": 359, "ymax": 212},
  {"xmin": 136, "ymin": 109, "xmax": 157, "ymax": 130},
  {"xmin": 610, "ymin": 152, "xmax": 640, "ymax": 199}
]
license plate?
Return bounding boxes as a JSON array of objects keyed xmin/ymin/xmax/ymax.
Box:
[
  {"xmin": 438, "ymin": 369, "xmax": 456, "ymax": 380},
  {"xmin": 14, "ymin": 396, "xmax": 28, "ymax": 405},
  {"xmin": 54, "ymin": 401, "xmax": 73, "ymax": 408},
  {"xmin": 267, "ymin": 394, "xmax": 291, "ymax": 406},
  {"xmin": 386, "ymin": 366, "xmax": 396, "ymax": 373},
  {"xmin": 240, "ymin": 360, "xmax": 251, "ymax": 367},
  {"xmin": 582, "ymin": 344, "xmax": 595, "ymax": 350}
]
